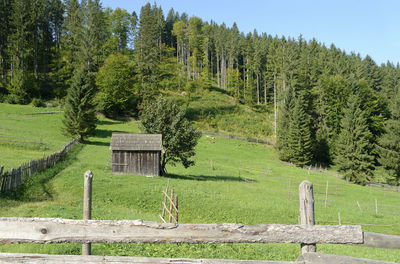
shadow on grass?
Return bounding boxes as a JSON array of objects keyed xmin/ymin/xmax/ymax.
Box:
[
  {"xmin": 86, "ymin": 129, "xmax": 127, "ymax": 147},
  {"xmin": 94, "ymin": 129, "xmax": 127, "ymax": 139},
  {"xmin": 0, "ymin": 143, "xmax": 84, "ymax": 203},
  {"xmin": 85, "ymin": 140, "xmax": 110, "ymax": 147},
  {"xmin": 185, "ymin": 105, "xmax": 239, "ymax": 121},
  {"xmin": 167, "ymin": 173, "xmax": 256, "ymax": 183},
  {"xmin": 97, "ymin": 120, "xmax": 125, "ymax": 126},
  {"xmin": 208, "ymin": 86, "xmax": 229, "ymax": 95}
]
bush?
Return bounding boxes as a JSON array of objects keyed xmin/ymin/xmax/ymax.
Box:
[{"xmin": 32, "ymin": 98, "xmax": 46, "ymax": 107}]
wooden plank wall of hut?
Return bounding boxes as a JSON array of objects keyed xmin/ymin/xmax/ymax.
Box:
[{"xmin": 112, "ymin": 151, "xmax": 160, "ymax": 176}]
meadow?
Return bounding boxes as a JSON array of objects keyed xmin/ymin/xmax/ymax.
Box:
[
  {"xmin": 0, "ymin": 103, "xmax": 400, "ymax": 262},
  {"xmin": 168, "ymin": 89, "xmax": 274, "ymax": 141}
]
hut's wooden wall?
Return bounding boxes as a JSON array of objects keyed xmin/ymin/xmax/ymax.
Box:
[{"xmin": 112, "ymin": 151, "xmax": 160, "ymax": 176}]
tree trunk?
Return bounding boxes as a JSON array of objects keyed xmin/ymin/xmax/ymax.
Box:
[
  {"xmin": 256, "ymin": 74, "xmax": 260, "ymax": 104},
  {"xmin": 216, "ymin": 52, "xmax": 220, "ymax": 88},
  {"xmin": 274, "ymin": 74, "xmax": 277, "ymax": 138},
  {"xmin": 264, "ymin": 77, "xmax": 267, "ymax": 104}
]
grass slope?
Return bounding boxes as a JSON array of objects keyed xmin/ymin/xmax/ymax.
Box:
[
  {"xmin": 167, "ymin": 89, "xmax": 274, "ymax": 141},
  {"xmin": 0, "ymin": 103, "xmax": 400, "ymax": 262},
  {"xmin": 0, "ymin": 104, "xmax": 68, "ymax": 170}
]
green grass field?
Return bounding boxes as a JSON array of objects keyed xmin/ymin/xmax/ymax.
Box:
[
  {"xmin": 167, "ymin": 89, "xmax": 274, "ymax": 141},
  {"xmin": 1, "ymin": 103, "xmax": 400, "ymax": 262},
  {"xmin": 0, "ymin": 104, "xmax": 68, "ymax": 170}
]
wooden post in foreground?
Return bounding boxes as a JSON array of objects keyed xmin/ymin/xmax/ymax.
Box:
[
  {"xmin": 82, "ymin": 170, "xmax": 93, "ymax": 255},
  {"xmin": 299, "ymin": 180, "xmax": 316, "ymax": 254}
]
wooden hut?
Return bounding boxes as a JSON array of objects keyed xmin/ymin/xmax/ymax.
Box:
[{"xmin": 110, "ymin": 133, "xmax": 162, "ymax": 176}]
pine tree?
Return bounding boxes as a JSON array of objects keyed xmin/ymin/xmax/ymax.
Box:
[
  {"xmin": 313, "ymin": 74, "xmax": 351, "ymax": 163},
  {"xmin": 7, "ymin": 0, "xmax": 30, "ymax": 104},
  {"xmin": 81, "ymin": 0, "xmax": 105, "ymax": 75},
  {"xmin": 377, "ymin": 92, "xmax": 400, "ymax": 185},
  {"xmin": 136, "ymin": 3, "xmax": 159, "ymax": 100},
  {"xmin": 334, "ymin": 93, "xmax": 375, "ymax": 184},
  {"xmin": 287, "ymin": 93, "xmax": 313, "ymax": 166},
  {"xmin": 0, "ymin": 0, "xmax": 11, "ymax": 92},
  {"xmin": 275, "ymin": 87, "xmax": 293, "ymax": 161},
  {"xmin": 64, "ymin": 0, "xmax": 82, "ymax": 72},
  {"xmin": 62, "ymin": 65, "xmax": 97, "ymax": 142}
]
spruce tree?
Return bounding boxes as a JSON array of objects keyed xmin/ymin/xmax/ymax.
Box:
[
  {"xmin": 287, "ymin": 93, "xmax": 313, "ymax": 166},
  {"xmin": 136, "ymin": 3, "xmax": 159, "ymax": 100},
  {"xmin": 62, "ymin": 65, "xmax": 97, "ymax": 142},
  {"xmin": 7, "ymin": 0, "xmax": 30, "ymax": 104},
  {"xmin": 334, "ymin": 93, "xmax": 375, "ymax": 184},
  {"xmin": 275, "ymin": 87, "xmax": 293, "ymax": 161},
  {"xmin": 377, "ymin": 92, "xmax": 400, "ymax": 185}
]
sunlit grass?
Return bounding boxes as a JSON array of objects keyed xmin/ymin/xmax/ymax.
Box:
[{"xmin": 0, "ymin": 103, "xmax": 400, "ymax": 262}]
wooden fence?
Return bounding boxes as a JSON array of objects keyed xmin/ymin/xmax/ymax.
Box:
[
  {"xmin": 0, "ymin": 138, "xmax": 78, "ymax": 193},
  {"xmin": 0, "ymin": 179, "xmax": 399, "ymax": 263},
  {"xmin": 201, "ymin": 131, "xmax": 274, "ymax": 145}
]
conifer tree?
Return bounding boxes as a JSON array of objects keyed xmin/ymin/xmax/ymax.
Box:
[
  {"xmin": 136, "ymin": 3, "xmax": 159, "ymax": 100},
  {"xmin": 334, "ymin": 93, "xmax": 375, "ymax": 184},
  {"xmin": 7, "ymin": 0, "xmax": 30, "ymax": 104},
  {"xmin": 0, "ymin": 0, "xmax": 11, "ymax": 91},
  {"xmin": 62, "ymin": 65, "xmax": 97, "ymax": 142},
  {"xmin": 64, "ymin": 0, "xmax": 82, "ymax": 73},
  {"xmin": 314, "ymin": 75, "xmax": 351, "ymax": 162},
  {"xmin": 275, "ymin": 87, "xmax": 293, "ymax": 161},
  {"xmin": 287, "ymin": 93, "xmax": 313, "ymax": 166},
  {"xmin": 378, "ymin": 92, "xmax": 400, "ymax": 185}
]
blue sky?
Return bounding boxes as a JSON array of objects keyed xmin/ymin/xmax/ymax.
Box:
[{"xmin": 101, "ymin": 0, "xmax": 400, "ymax": 65}]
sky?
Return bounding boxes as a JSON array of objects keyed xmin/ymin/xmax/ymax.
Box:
[{"xmin": 100, "ymin": 0, "xmax": 400, "ymax": 65}]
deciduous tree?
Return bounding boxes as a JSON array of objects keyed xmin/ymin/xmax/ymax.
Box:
[{"xmin": 140, "ymin": 97, "xmax": 201, "ymax": 175}]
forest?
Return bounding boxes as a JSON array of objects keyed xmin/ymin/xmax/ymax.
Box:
[{"xmin": 0, "ymin": 0, "xmax": 399, "ymax": 185}]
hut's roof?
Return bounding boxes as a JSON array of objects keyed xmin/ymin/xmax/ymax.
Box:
[{"xmin": 110, "ymin": 133, "xmax": 162, "ymax": 151}]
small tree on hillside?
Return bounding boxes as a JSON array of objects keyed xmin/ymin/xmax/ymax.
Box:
[
  {"xmin": 334, "ymin": 93, "xmax": 375, "ymax": 184},
  {"xmin": 287, "ymin": 93, "xmax": 313, "ymax": 166},
  {"xmin": 140, "ymin": 97, "xmax": 201, "ymax": 175},
  {"xmin": 62, "ymin": 65, "xmax": 97, "ymax": 142}
]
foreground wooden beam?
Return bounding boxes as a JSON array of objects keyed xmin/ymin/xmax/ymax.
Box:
[
  {"xmin": 298, "ymin": 181, "xmax": 316, "ymax": 253},
  {"xmin": 297, "ymin": 252, "xmax": 396, "ymax": 264},
  {"xmin": 0, "ymin": 253, "xmax": 296, "ymax": 264},
  {"xmin": 363, "ymin": 232, "xmax": 400, "ymax": 249},
  {"xmin": 0, "ymin": 217, "xmax": 363, "ymax": 244}
]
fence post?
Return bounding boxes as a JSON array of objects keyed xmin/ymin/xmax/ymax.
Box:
[
  {"xmin": 10, "ymin": 168, "xmax": 15, "ymax": 190},
  {"xmin": 299, "ymin": 180, "xmax": 316, "ymax": 254},
  {"xmin": 0, "ymin": 166, "xmax": 3, "ymax": 193},
  {"xmin": 82, "ymin": 170, "xmax": 93, "ymax": 255},
  {"xmin": 324, "ymin": 181, "xmax": 328, "ymax": 207}
]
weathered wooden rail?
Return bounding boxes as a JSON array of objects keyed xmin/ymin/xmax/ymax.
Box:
[
  {"xmin": 0, "ymin": 138, "xmax": 78, "ymax": 193},
  {"xmin": 0, "ymin": 179, "xmax": 398, "ymax": 264},
  {"xmin": 0, "ymin": 218, "xmax": 363, "ymax": 244}
]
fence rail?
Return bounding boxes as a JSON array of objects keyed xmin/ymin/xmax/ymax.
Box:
[
  {"xmin": 201, "ymin": 131, "xmax": 274, "ymax": 145},
  {"xmin": 0, "ymin": 139, "xmax": 78, "ymax": 193},
  {"xmin": 0, "ymin": 218, "xmax": 363, "ymax": 244},
  {"xmin": 0, "ymin": 253, "xmax": 296, "ymax": 264}
]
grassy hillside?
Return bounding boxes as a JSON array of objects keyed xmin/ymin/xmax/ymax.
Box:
[
  {"xmin": 0, "ymin": 104, "xmax": 69, "ymax": 170},
  {"xmin": 0, "ymin": 103, "xmax": 400, "ymax": 262},
  {"xmin": 167, "ymin": 89, "xmax": 274, "ymax": 141}
]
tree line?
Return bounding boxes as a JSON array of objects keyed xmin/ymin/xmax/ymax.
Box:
[{"xmin": 1, "ymin": 1, "xmax": 399, "ymax": 184}]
